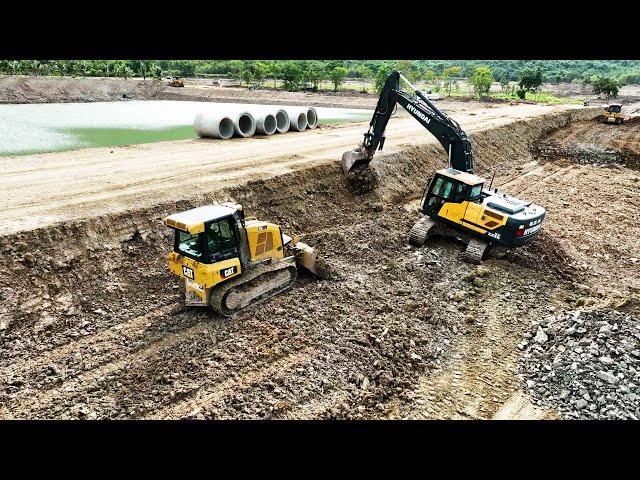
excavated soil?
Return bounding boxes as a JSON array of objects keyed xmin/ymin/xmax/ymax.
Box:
[
  {"xmin": 4, "ymin": 106, "xmax": 638, "ymax": 420},
  {"xmin": 532, "ymin": 117, "xmax": 640, "ymax": 171}
]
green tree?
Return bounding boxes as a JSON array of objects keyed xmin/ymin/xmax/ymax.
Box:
[
  {"xmin": 423, "ymin": 69, "xmax": 437, "ymax": 85},
  {"xmin": 470, "ymin": 66, "xmax": 493, "ymax": 98},
  {"xmin": 329, "ymin": 66, "xmax": 347, "ymax": 92},
  {"xmin": 592, "ymin": 76, "xmax": 620, "ymax": 98},
  {"xmin": 241, "ymin": 69, "xmax": 254, "ymax": 86},
  {"xmin": 518, "ymin": 66, "xmax": 544, "ymax": 92},
  {"xmin": 117, "ymin": 62, "xmax": 132, "ymax": 80},
  {"xmin": 374, "ymin": 64, "xmax": 393, "ymax": 93},
  {"xmin": 140, "ymin": 61, "xmax": 153, "ymax": 80},
  {"xmin": 267, "ymin": 62, "xmax": 282, "ymax": 89},
  {"xmin": 442, "ymin": 66, "xmax": 461, "ymax": 96},
  {"xmin": 281, "ymin": 61, "xmax": 304, "ymax": 91},
  {"xmin": 253, "ymin": 62, "xmax": 269, "ymax": 86},
  {"xmin": 303, "ymin": 61, "xmax": 324, "ymax": 91}
]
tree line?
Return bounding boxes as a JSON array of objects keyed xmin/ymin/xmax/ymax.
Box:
[{"xmin": 0, "ymin": 59, "xmax": 630, "ymax": 97}]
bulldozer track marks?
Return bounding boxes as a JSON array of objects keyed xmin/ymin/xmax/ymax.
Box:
[{"xmin": 144, "ymin": 347, "xmax": 317, "ymax": 420}]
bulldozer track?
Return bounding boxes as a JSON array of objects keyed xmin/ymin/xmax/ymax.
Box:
[
  {"xmin": 209, "ymin": 260, "xmax": 298, "ymax": 316},
  {"xmin": 144, "ymin": 347, "xmax": 317, "ymax": 420}
]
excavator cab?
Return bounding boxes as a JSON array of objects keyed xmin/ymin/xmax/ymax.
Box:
[{"xmin": 421, "ymin": 169, "xmax": 485, "ymax": 217}]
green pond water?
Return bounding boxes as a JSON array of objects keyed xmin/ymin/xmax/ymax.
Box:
[{"xmin": 0, "ymin": 101, "xmax": 372, "ymax": 157}]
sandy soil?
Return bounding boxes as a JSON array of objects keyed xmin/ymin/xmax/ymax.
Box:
[
  {"xmin": 0, "ymin": 102, "xmax": 584, "ymax": 237},
  {"xmin": 5, "ymin": 105, "xmax": 630, "ymax": 420}
]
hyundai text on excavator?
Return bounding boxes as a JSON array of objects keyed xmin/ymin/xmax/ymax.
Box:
[
  {"xmin": 341, "ymin": 70, "xmax": 546, "ymax": 263},
  {"xmin": 164, "ymin": 202, "xmax": 318, "ymax": 315}
]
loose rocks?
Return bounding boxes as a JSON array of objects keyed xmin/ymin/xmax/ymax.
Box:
[{"xmin": 519, "ymin": 309, "xmax": 640, "ymax": 419}]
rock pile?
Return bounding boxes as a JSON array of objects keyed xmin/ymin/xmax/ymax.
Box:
[{"xmin": 519, "ymin": 309, "xmax": 640, "ymax": 419}]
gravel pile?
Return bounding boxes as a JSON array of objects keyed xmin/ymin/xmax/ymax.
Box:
[{"xmin": 519, "ymin": 309, "xmax": 640, "ymax": 419}]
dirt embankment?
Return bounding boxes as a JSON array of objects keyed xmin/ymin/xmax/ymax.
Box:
[
  {"xmin": 0, "ymin": 76, "xmax": 166, "ymax": 104},
  {"xmin": 157, "ymin": 83, "xmax": 379, "ymax": 109},
  {"xmin": 3, "ymin": 107, "xmax": 622, "ymax": 420},
  {"xmin": 0, "ymin": 102, "xmax": 579, "ymax": 236},
  {"xmin": 532, "ymin": 116, "xmax": 640, "ymax": 170},
  {"xmin": 0, "ymin": 75, "xmax": 379, "ymax": 108}
]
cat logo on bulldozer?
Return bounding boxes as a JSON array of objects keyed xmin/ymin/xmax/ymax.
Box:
[
  {"xmin": 221, "ymin": 266, "xmax": 238, "ymax": 278},
  {"xmin": 182, "ymin": 266, "xmax": 194, "ymax": 279}
]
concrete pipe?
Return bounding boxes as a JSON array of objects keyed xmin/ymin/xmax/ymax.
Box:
[
  {"xmin": 233, "ymin": 111, "xmax": 256, "ymax": 138},
  {"xmin": 193, "ymin": 112, "xmax": 235, "ymax": 139},
  {"xmin": 306, "ymin": 107, "xmax": 318, "ymax": 129},
  {"xmin": 255, "ymin": 112, "xmax": 278, "ymax": 135},
  {"xmin": 274, "ymin": 109, "xmax": 290, "ymax": 133},
  {"xmin": 286, "ymin": 108, "xmax": 308, "ymax": 132},
  {"xmin": 243, "ymin": 106, "xmax": 289, "ymax": 133}
]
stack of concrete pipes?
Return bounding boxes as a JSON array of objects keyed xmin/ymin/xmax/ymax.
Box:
[{"xmin": 194, "ymin": 105, "xmax": 318, "ymax": 139}]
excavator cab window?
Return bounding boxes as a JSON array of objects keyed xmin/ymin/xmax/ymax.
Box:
[
  {"xmin": 427, "ymin": 176, "xmax": 466, "ymax": 208},
  {"xmin": 469, "ymin": 184, "xmax": 483, "ymax": 202},
  {"xmin": 608, "ymin": 105, "xmax": 621, "ymax": 113},
  {"xmin": 206, "ymin": 217, "xmax": 239, "ymax": 263}
]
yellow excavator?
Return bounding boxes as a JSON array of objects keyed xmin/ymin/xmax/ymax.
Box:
[
  {"xmin": 342, "ymin": 71, "xmax": 546, "ymax": 263},
  {"xmin": 602, "ymin": 104, "xmax": 624, "ymax": 124},
  {"xmin": 164, "ymin": 202, "xmax": 318, "ymax": 315}
]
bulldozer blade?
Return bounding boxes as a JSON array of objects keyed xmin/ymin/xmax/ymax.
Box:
[
  {"xmin": 294, "ymin": 241, "xmax": 320, "ymax": 276},
  {"xmin": 341, "ymin": 149, "xmax": 371, "ymax": 176}
]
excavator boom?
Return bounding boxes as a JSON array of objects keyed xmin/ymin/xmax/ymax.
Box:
[{"xmin": 342, "ymin": 70, "xmax": 474, "ymax": 175}]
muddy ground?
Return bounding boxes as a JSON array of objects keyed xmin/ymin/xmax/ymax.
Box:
[{"xmin": 5, "ymin": 106, "xmax": 637, "ymax": 420}]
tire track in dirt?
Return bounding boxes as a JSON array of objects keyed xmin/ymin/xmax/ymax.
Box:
[
  {"xmin": 384, "ymin": 266, "xmax": 562, "ymax": 420},
  {"xmin": 1, "ymin": 303, "xmax": 185, "ymax": 396},
  {"xmin": 144, "ymin": 347, "xmax": 317, "ymax": 419},
  {"xmin": 3, "ymin": 313, "xmax": 215, "ymax": 418}
]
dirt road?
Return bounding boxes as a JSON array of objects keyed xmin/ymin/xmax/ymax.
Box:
[{"xmin": 0, "ymin": 102, "xmax": 581, "ymax": 236}]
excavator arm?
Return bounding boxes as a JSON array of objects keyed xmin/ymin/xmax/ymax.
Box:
[{"xmin": 342, "ymin": 70, "xmax": 474, "ymax": 175}]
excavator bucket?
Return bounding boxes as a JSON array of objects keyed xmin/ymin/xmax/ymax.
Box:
[{"xmin": 341, "ymin": 148, "xmax": 371, "ymax": 175}]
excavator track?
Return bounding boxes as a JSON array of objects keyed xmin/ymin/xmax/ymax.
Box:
[
  {"xmin": 463, "ymin": 238, "xmax": 489, "ymax": 264},
  {"xmin": 408, "ymin": 216, "xmax": 436, "ymax": 247},
  {"xmin": 210, "ymin": 259, "xmax": 298, "ymax": 317}
]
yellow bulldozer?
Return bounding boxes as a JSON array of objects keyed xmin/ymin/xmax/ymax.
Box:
[
  {"xmin": 602, "ymin": 104, "xmax": 624, "ymax": 124},
  {"xmin": 164, "ymin": 202, "xmax": 318, "ymax": 315},
  {"xmin": 168, "ymin": 77, "xmax": 185, "ymax": 88}
]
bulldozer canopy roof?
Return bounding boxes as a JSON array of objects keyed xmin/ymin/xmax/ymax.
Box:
[{"xmin": 164, "ymin": 205, "xmax": 236, "ymax": 234}]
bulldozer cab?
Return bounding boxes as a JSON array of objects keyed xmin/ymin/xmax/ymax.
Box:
[
  {"xmin": 173, "ymin": 216, "xmax": 242, "ymax": 264},
  {"xmin": 421, "ymin": 168, "xmax": 485, "ymax": 215},
  {"xmin": 166, "ymin": 203, "xmax": 247, "ymax": 265},
  {"xmin": 606, "ymin": 104, "xmax": 622, "ymax": 113}
]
